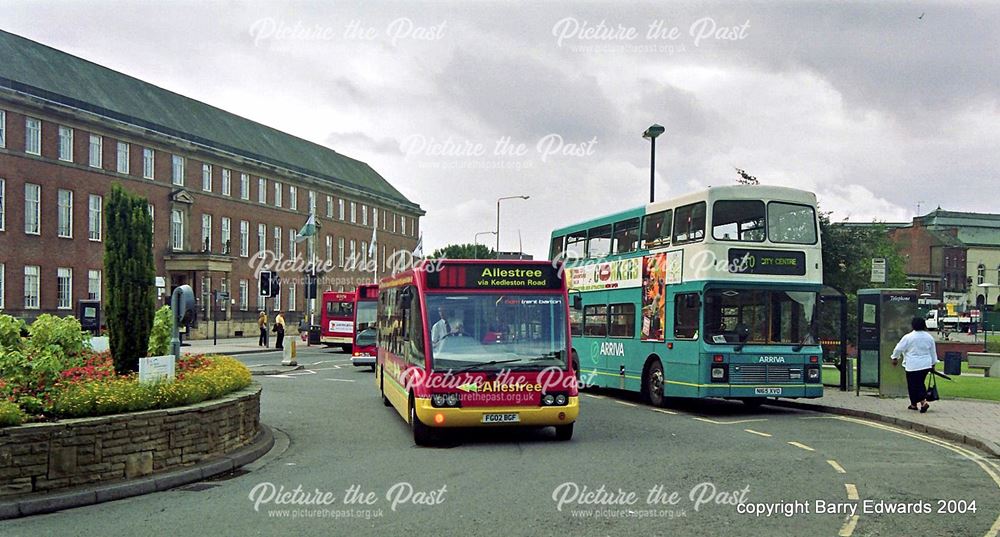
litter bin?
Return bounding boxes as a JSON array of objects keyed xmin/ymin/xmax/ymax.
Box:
[
  {"xmin": 308, "ymin": 325, "xmax": 322, "ymax": 345},
  {"xmin": 944, "ymin": 351, "xmax": 962, "ymax": 376}
]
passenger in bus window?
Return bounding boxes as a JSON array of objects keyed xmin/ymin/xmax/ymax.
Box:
[{"xmin": 431, "ymin": 307, "xmax": 453, "ymax": 352}]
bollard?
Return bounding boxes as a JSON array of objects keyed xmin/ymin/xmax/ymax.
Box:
[{"xmin": 282, "ymin": 338, "xmax": 298, "ymax": 366}]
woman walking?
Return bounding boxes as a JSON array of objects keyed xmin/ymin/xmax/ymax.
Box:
[
  {"xmin": 274, "ymin": 311, "xmax": 286, "ymax": 350},
  {"xmin": 891, "ymin": 316, "xmax": 940, "ymax": 413}
]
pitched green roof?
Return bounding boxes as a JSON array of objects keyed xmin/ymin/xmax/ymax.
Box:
[{"xmin": 0, "ymin": 30, "xmax": 420, "ymax": 212}]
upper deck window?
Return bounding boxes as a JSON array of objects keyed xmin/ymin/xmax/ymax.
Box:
[
  {"xmin": 712, "ymin": 200, "xmax": 765, "ymax": 242},
  {"xmin": 612, "ymin": 218, "xmax": 640, "ymax": 254},
  {"xmin": 673, "ymin": 202, "xmax": 706, "ymax": 244},
  {"xmin": 587, "ymin": 224, "xmax": 612, "ymax": 258},
  {"xmin": 767, "ymin": 202, "xmax": 817, "ymax": 245},
  {"xmin": 641, "ymin": 210, "xmax": 672, "ymax": 249},
  {"xmin": 565, "ymin": 230, "xmax": 587, "ymax": 258},
  {"xmin": 550, "ymin": 236, "xmax": 565, "ymax": 259}
]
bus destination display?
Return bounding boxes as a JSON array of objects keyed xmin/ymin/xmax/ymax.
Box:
[
  {"xmin": 428, "ymin": 264, "xmax": 563, "ymax": 289},
  {"xmin": 727, "ymin": 249, "xmax": 806, "ymax": 276}
]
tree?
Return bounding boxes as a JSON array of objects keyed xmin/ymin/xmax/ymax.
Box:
[
  {"xmin": 735, "ymin": 167, "xmax": 760, "ymax": 185},
  {"xmin": 104, "ymin": 184, "xmax": 155, "ymax": 373},
  {"xmin": 428, "ymin": 243, "xmax": 497, "ymax": 259}
]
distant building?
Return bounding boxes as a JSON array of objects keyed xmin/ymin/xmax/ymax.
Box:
[
  {"xmin": 497, "ymin": 252, "xmax": 533, "ymax": 260},
  {"xmin": 886, "ymin": 209, "xmax": 1000, "ymax": 310},
  {"xmin": 0, "ymin": 30, "xmax": 423, "ymax": 337}
]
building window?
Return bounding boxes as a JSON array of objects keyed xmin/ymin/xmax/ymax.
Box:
[
  {"xmin": 0, "ymin": 178, "xmax": 5, "ymax": 231},
  {"xmin": 221, "ymin": 217, "xmax": 231, "ymax": 254},
  {"xmin": 361, "ymin": 204, "xmax": 368, "ymax": 226},
  {"xmin": 88, "ymin": 194, "xmax": 103, "ymax": 241},
  {"xmin": 339, "ymin": 199, "xmax": 345, "ymax": 220},
  {"xmin": 325, "ymin": 235, "xmax": 333, "ymax": 262},
  {"xmin": 338, "ymin": 237, "xmax": 345, "ymax": 267},
  {"xmin": 88, "ymin": 269, "xmax": 101, "ymax": 301},
  {"xmin": 392, "ymin": 213, "xmax": 397, "ymax": 233},
  {"xmin": 88, "ymin": 134, "xmax": 102, "ymax": 168},
  {"xmin": 308, "ymin": 191, "xmax": 316, "ymax": 215},
  {"xmin": 148, "ymin": 203, "xmax": 154, "ymax": 239},
  {"xmin": 382, "ymin": 209, "xmax": 388, "ymax": 230},
  {"xmin": 289, "ymin": 186, "xmax": 298, "ymax": 210},
  {"xmin": 289, "ymin": 229, "xmax": 297, "ymax": 259},
  {"xmin": 24, "ymin": 265, "xmax": 40, "ymax": 309},
  {"xmin": 348, "ymin": 201, "xmax": 356, "ymax": 224},
  {"xmin": 25, "ymin": 117, "xmax": 41, "ymax": 155},
  {"xmin": 274, "ymin": 182, "xmax": 282, "ymax": 207},
  {"xmin": 57, "ymin": 268, "xmax": 73, "ymax": 309},
  {"xmin": 58, "ymin": 126, "xmax": 73, "ymax": 162},
  {"xmin": 172, "ymin": 155, "xmax": 185, "ymax": 186},
  {"xmin": 288, "ymin": 281, "xmax": 296, "ymax": 312},
  {"xmin": 350, "ymin": 239, "xmax": 356, "ymax": 262},
  {"xmin": 239, "ymin": 280, "xmax": 249, "ymax": 311},
  {"xmin": 273, "ymin": 287, "xmax": 280, "ymax": 311},
  {"xmin": 117, "ymin": 141, "xmax": 129, "ymax": 174},
  {"xmin": 274, "ymin": 227, "xmax": 282, "ymax": 259},
  {"xmin": 400, "ymin": 216, "xmax": 406, "ymax": 236},
  {"xmin": 258, "ymin": 178, "xmax": 267, "ymax": 204},
  {"xmin": 57, "ymin": 189, "xmax": 73, "ymax": 238},
  {"xmin": 361, "ymin": 241, "xmax": 368, "ymax": 263},
  {"xmin": 240, "ymin": 220, "xmax": 249, "ymax": 257},
  {"xmin": 0, "ymin": 110, "xmax": 5, "ymax": 148},
  {"xmin": 202, "ymin": 164, "xmax": 212, "ymax": 192},
  {"xmin": 201, "ymin": 214, "xmax": 213, "ymax": 252},
  {"xmin": 240, "ymin": 173, "xmax": 250, "ymax": 200},
  {"xmin": 222, "ymin": 169, "xmax": 232, "ymax": 196},
  {"xmin": 170, "ymin": 209, "xmax": 184, "ymax": 251},
  {"xmin": 326, "ymin": 196, "xmax": 333, "ymax": 218},
  {"xmin": 24, "ymin": 183, "xmax": 40, "ymax": 235},
  {"xmin": 978, "ymin": 264, "xmax": 986, "ymax": 285},
  {"xmin": 143, "ymin": 148, "xmax": 155, "ymax": 179}
]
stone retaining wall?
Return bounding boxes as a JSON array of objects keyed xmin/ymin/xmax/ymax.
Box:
[{"xmin": 0, "ymin": 384, "xmax": 261, "ymax": 497}]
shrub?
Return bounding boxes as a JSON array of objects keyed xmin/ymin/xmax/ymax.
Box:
[
  {"xmin": 148, "ymin": 306, "xmax": 172, "ymax": 357},
  {"xmin": 26, "ymin": 314, "xmax": 91, "ymax": 360},
  {"xmin": 0, "ymin": 400, "xmax": 26, "ymax": 427},
  {"xmin": 0, "ymin": 314, "xmax": 26, "ymax": 352}
]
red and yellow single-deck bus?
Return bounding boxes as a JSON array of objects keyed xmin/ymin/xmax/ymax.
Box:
[
  {"xmin": 321, "ymin": 290, "xmax": 356, "ymax": 353},
  {"xmin": 352, "ymin": 284, "xmax": 379, "ymax": 370},
  {"xmin": 375, "ymin": 260, "xmax": 579, "ymax": 445}
]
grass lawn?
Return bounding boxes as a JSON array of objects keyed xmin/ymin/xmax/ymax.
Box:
[{"xmin": 821, "ymin": 362, "xmax": 1000, "ymax": 402}]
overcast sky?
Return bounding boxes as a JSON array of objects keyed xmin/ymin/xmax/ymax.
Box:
[{"xmin": 3, "ymin": 1, "xmax": 998, "ymax": 257}]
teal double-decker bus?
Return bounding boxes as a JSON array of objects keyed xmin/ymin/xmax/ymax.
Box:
[{"xmin": 550, "ymin": 185, "xmax": 823, "ymax": 406}]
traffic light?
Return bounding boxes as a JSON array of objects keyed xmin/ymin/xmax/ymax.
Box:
[
  {"xmin": 305, "ymin": 272, "xmax": 317, "ymax": 300},
  {"xmin": 260, "ymin": 271, "xmax": 273, "ymax": 298},
  {"xmin": 270, "ymin": 274, "xmax": 281, "ymax": 297}
]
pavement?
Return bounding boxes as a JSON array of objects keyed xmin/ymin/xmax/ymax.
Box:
[
  {"xmin": 774, "ymin": 386, "xmax": 1000, "ymax": 457},
  {"xmin": 182, "ymin": 335, "xmax": 312, "ymax": 356}
]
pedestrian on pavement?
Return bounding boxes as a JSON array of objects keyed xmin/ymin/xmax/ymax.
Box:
[
  {"xmin": 891, "ymin": 316, "xmax": 940, "ymax": 413},
  {"xmin": 257, "ymin": 310, "xmax": 269, "ymax": 347},
  {"xmin": 274, "ymin": 311, "xmax": 286, "ymax": 350}
]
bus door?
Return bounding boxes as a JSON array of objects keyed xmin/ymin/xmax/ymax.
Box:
[{"xmin": 579, "ymin": 291, "xmax": 610, "ymax": 379}]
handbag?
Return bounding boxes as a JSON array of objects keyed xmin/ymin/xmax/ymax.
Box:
[{"xmin": 925, "ymin": 371, "xmax": 939, "ymax": 402}]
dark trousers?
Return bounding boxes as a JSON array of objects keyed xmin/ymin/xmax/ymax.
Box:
[
  {"xmin": 905, "ymin": 368, "xmax": 931, "ymax": 405},
  {"xmin": 275, "ymin": 328, "xmax": 285, "ymax": 350},
  {"xmin": 259, "ymin": 327, "xmax": 268, "ymax": 347}
]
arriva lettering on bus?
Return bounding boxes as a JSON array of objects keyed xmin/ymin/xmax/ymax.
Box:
[
  {"xmin": 600, "ymin": 342, "xmax": 625, "ymax": 356},
  {"xmin": 758, "ymin": 356, "xmax": 785, "ymax": 363}
]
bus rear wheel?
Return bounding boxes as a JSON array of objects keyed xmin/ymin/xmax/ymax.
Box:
[
  {"xmin": 644, "ymin": 360, "xmax": 665, "ymax": 407},
  {"xmin": 410, "ymin": 398, "xmax": 435, "ymax": 447},
  {"xmin": 554, "ymin": 423, "xmax": 574, "ymax": 441}
]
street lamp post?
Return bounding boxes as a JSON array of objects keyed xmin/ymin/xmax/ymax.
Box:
[
  {"xmin": 496, "ymin": 195, "xmax": 529, "ymax": 259},
  {"xmin": 643, "ymin": 124, "xmax": 665, "ymax": 203},
  {"xmin": 475, "ymin": 231, "xmax": 497, "ymax": 258}
]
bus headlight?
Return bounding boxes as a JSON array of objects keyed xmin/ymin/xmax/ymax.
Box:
[
  {"xmin": 432, "ymin": 394, "xmax": 447, "ymax": 407},
  {"xmin": 542, "ymin": 394, "xmax": 556, "ymax": 406},
  {"xmin": 711, "ymin": 366, "xmax": 727, "ymax": 382},
  {"xmin": 446, "ymin": 393, "xmax": 460, "ymax": 407},
  {"xmin": 789, "ymin": 369, "xmax": 802, "ymax": 380},
  {"xmin": 555, "ymin": 394, "xmax": 567, "ymax": 406}
]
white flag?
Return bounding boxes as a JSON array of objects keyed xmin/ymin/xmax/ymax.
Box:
[
  {"xmin": 368, "ymin": 224, "xmax": 377, "ymax": 258},
  {"xmin": 412, "ymin": 233, "xmax": 423, "ymax": 258},
  {"xmin": 294, "ymin": 213, "xmax": 317, "ymax": 243}
]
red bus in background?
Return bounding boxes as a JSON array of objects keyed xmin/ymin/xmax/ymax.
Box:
[
  {"xmin": 376, "ymin": 260, "xmax": 578, "ymax": 446},
  {"xmin": 352, "ymin": 284, "xmax": 379, "ymax": 370},
  {"xmin": 321, "ymin": 290, "xmax": 356, "ymax": 353}
]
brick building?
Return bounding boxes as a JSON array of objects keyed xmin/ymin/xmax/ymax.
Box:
[
  {"xmin": 886, "ymin": 209, "xmax": 1000, "ymax": 310},
  {"xmin": 0, "ymin": 30, "xmax": 422, "ymax": 337}
]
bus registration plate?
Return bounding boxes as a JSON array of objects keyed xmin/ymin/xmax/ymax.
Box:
[
  {"xmin": 482, "ymin": 413, "xmax": 520, "ymax": 424},
  {"xmin": 754, "ymin": 388, "xmax": 781, "ymax": 395}
]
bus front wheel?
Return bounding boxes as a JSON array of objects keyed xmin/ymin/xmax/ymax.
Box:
[
  {"xmin": 410, "ymin": 397, "xmax": 435, "ymax": 447},
  {"xmin": 554, "ymin": 423, "xmax": 574, "ymax": 441},
  {"xmin": 644, "ymin": 359, "xmax": 665, "ymax": 407}
]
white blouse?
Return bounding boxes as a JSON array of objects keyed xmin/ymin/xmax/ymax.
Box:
[{"xmin": 890, "ymin": 330, "xmax": 939, "ymax": 372}]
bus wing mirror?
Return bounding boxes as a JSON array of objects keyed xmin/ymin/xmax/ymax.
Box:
[
  {"xmin": 572, "ymin": 295, "xmax": 582, "ymax": 310},
  {"xmin": 400, "ymin": 287, "xmax": 414, "ymax": 310}
]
